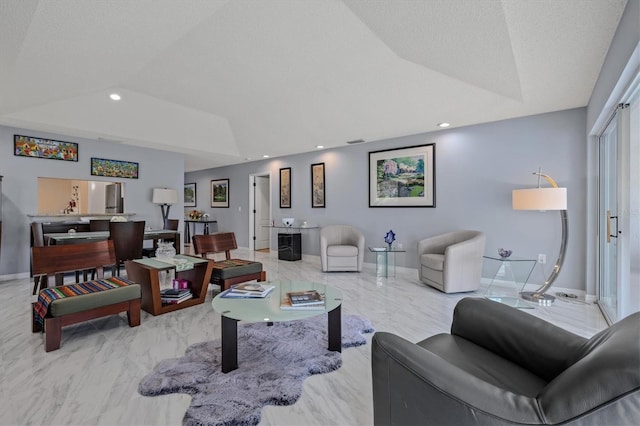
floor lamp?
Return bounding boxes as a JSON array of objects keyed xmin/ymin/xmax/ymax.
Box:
[
  {"xmin": 152, "ymin": 188, "xmax": 178, "ymax": 222},
  {"xmin": 512, "ymin": 169, "xmax": 567, "ymax": 305}
]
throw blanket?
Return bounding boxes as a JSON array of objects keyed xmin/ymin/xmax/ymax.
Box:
[{"xmin": 34, "ymin": 277, "xmax": 135, "ymax": 326}]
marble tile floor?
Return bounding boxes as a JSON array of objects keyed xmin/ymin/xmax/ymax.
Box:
[{"xmin": 0, "ymin": 249, "xmax": 607, "ymax": 425}]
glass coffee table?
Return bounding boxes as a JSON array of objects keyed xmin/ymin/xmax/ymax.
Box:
[{"xmin": 212, "ymin": 281, "xmax": 343, "ymax": 373}]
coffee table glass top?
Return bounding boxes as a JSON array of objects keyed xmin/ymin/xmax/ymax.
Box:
[{"xmin": 212, "ymin": 281, "xmax": 342, "ymax": 323}]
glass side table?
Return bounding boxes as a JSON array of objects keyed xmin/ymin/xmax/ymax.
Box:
[
  {"xmin": 369, "ymin": 247, "xmax": 406, "ymax": 278},
  {"xmin": 482, "ymin": 255, "xmax": 537, "ymax": 308}
]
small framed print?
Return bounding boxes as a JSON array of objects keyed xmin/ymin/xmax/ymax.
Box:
[
  {"xmin": 211, "ymin": 179, "xmax": 229, "ymax": 208},
  {"xmin": 280, "ymin": 167, "xmax": 291, "ymax": 208},
  {"xmin": 311, "ymin": 162, "xmax": 325, "ymax": 208},
  {"xmin": 184, "ymin": 183, "xmax": 196, "ymax": 207}
]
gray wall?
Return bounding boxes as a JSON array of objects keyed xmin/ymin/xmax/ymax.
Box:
[
  {"xmin": 0, "ymin": 125, "xmax": 184, "ymax": 279},
  {"xmin": 186, "ymin": 108, "xmax": 587, "ymax": 292}
]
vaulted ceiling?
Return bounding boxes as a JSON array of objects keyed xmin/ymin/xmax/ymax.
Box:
[{"xmin": 0, "ymin": 0, "xmax": 627, "ymax": 171}]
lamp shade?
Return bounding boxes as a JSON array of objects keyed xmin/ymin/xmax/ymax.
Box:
[
  {"xmin": 512, "ymin": 187, "xmax": 567, "ymax": 211},
  {"xmin": 152, "ymin": 188, "xmax": 178, "ymax": 205}
]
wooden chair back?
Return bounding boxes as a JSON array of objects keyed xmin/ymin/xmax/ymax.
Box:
[
  {"xmin": 89, "ymin": 219, "xmax": 111, "ymax": 231},
  {"xmin": 31, "ymin": 222, "xmax": 45, "ymax": 247},
  {"xmin": 109, "ymin": 221, "xmax": 145, "ymax": 266},
  {"xmin": 32, "ymin": 240, "xmax": 116, "ymax": 285},
  {"xmin": 163, "ymin": 219, "xmax": 179, "ymax": 230},
  {"xmin": 192, "ymin": 232, "xmax": 237, "ymax": 260}
]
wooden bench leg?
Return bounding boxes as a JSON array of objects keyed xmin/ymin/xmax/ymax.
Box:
[
  {"xmin": 127, "ymin": 299, "xmax": 141, "ymax": 327},
  {"xmin": 258, "ymin": 271, "xmax": 266, "ymax": 282},
  {"xmin": 44, "ymin": 317, "xmax": 62, "ymax": 352}
]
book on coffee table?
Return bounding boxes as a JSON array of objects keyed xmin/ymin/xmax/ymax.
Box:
[
  {"xmin": 221, "ymin": 283, "xmax": 275, "ymax": 298},
  {"xmin": 280, "ymin": 290, "xmax": 325, "ymax": 310}
]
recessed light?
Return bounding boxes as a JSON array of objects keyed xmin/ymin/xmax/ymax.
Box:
[
  {"xmin": 316, "ymin": 145, "xmax": 324, "ymax": 149},
  {"xmin": 437, "ymin": 122, "xmax": 450, "ymax": 128},
  {"xmin": 262, "ymin": 154, "xmax": 270, "ymax": 158},
  {"xmin": 110, "ymin": 93, "xmax": 121, "ymax": 101}
]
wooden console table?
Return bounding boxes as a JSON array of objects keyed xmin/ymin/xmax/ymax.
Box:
[{"xmin": 124, "ymin": 255, "xmax": 213, "ymax": 316}]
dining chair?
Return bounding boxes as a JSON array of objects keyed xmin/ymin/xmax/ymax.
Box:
[
  {"xmin": 109, "ymin": 221, "xmax": 145, "ymax": 276},
  {"xmin": 142, "ymin": 219, "xmax": 180, "ymax": 257},
  {"xmin": 30, "ymin": 222, "xmax": 47, "ymax": 294},
  {"xmin": 89, "ymin": 219, "xmax": 111, "ymax": 231}
]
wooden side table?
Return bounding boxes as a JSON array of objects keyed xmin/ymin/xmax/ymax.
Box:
[{"xmin": 125, "ymin": 255, "xmax": 213, "ymax": 315}]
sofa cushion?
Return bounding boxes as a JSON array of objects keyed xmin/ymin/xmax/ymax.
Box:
[
  {"xmin": 50, "ymin": 284, "xmax": 141, "ymax": 317},
  {"xmin": 212, "ymin": 259, "xmax": 263, "ymax": 280},
  {"xmin": 327, "ymin": 245, "xmax": 358, "ymax": 257},
  {"xmin": 421, "ymin": 253, "xmax": 444, "ymax": 271}
]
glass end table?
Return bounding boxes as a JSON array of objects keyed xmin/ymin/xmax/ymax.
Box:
[
  {"xmin": 369, "ymin": 247, "xmax": 406, "ymax": 278},
  {"xmin": 482, "ymin": 255, "xmax": 537, "ymax": 309}
]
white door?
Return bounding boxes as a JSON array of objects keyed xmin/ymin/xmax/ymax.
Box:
[{"xmin": 254, "ymin": 175, "xmax": 270, "ymax": 250}]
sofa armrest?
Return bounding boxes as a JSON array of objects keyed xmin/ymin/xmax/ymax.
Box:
[
  {"xmin": 372, "ymin": 332, "xmax": 543, "ymax": 425},
  {"xmin": 451, "ymin": 298, "xmax": 586, "ymax": 381}
]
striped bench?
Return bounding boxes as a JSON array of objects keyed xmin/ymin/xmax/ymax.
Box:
[{"xmin": 31, "ymin": 240, "xmax": 141, "ymax": 352}]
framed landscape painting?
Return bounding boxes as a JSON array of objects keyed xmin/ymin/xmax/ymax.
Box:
[
  {"xmin": 311, "ymin": 162, "xmax": 325, "ymax": 208},
  {"xmin": 369, "ymin": 143, "xmax": 435, "ymax": 207},
  {"xmin": 211, "ymin": 179, "xmax": 229, "ymax": 208},
  {"xmin": 14, "ymin": 134, "xmax": 78, "ymax": 162},
  {"xmin": 280, "ymin": 167, "xmax": 291, "ymax": 208},
  {"xmin": 91, "ymin": 157, "xmax": 139, "ymax": 179},
  {"xmin": 184, "ymin": 183, "xmax": 196, "ymax": 207}
]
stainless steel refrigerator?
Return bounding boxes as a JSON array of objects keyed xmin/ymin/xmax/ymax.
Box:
[{"xmin": 105, "ymin": 183, "xmax": 123, "ymax": 213}]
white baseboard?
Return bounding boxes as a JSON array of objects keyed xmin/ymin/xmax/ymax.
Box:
[{"xmin": 0, "ymin": 272, "xmax": 30, "ymax": 282}]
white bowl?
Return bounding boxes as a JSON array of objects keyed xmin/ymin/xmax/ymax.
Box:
[{"xmin": 282, "ymin": 218, "xmax": 295, "ymax": 227}]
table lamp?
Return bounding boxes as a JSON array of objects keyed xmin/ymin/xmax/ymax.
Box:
[
  {"xmin": 512, "ymin": 169, "xmax": 567, "ymax": 305},
  {"xmin": 152, "ymin": 188, "xmax": 178, "ymax": 222}
]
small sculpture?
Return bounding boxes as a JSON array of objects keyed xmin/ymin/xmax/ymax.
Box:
[
  {"xmin": 384, "ymin": 230, "xmax": 396, "ymax": 249},
  {"xmin": 498, "ymin": 248, "xmax": 512, "ymax": 258}
]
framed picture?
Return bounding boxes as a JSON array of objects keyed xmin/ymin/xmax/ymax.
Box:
[
  {"xmin": 91, "ymin": 157, "xmax": 139, "ymax": 179},
  {"xmin": 14, "ymin": 134, "xmax": 78, "ymax": 162},
  {"xmin": 369, "ymin": 143, "xmax": 435, "ymax": 207},
  {"xmin": 280, "ymin": 167, "xmax": 291, "ymax": 208},
  {"xmin": 311, "ymin": 162, "xmax": 325, "ymax": 208},
  {"xmin": 211, "ymin": 179, "xmax": 229, "ymax": 208},
  {"xmin": 184, "ymin": 183, "xmax": 197, "ymax": 207}
]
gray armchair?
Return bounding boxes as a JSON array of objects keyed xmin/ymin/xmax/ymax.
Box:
[
  {"xmin": 372, "ymin": 297, "xmax": 640, "ymax": 425},
  {"xmin": 320, "ymin": 225, "xmax": 365, "ymax": 272},
  {"xmin": 417, "ymin": 230, "xmax": 485, "ymax": 293}
]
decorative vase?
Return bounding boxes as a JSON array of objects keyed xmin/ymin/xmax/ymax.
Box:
[{"xmin": 156, "ymin": 241, "xmax": 176, "ymax": 260}]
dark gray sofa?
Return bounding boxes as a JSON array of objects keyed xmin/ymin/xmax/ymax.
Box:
[{"xmin": 372, "ymin": 297, "xmax": 640, "ymax": 425}]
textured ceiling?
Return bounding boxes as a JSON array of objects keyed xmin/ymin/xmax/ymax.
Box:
[{"xmin": 0, "ymin": 0, "xmax": 627, "ymax": 171}]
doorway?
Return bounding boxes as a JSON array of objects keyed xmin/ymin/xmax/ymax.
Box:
[{"xmin": 249, "ymin": 173, "xmax": 271, "ymax": 251}]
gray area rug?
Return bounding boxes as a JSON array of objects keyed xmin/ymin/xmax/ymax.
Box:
[{"xmin": 139, "ymin": 314, "xmax": 375, "ymax": 426}]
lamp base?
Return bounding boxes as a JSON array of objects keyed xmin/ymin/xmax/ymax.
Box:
[{"xmin": 520, "ymin": 291, "xmax": 555, "ymax": 305}]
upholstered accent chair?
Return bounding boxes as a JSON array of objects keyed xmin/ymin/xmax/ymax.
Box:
[
  {"xmin": 320, "ymin": 225, "xmax": 365, "ymax": 272},
  {"xmin": 417, "ymin": 230, "xmax": 485, "ymax": 293},
  {"xmin": 372, "ymin": 297, "xmax": 640, "ymax": 425}
]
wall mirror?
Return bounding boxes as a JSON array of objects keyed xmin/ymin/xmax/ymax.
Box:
[{"xmin": 37, "ymin": 177, "xmax": 125, "ymax": 215}]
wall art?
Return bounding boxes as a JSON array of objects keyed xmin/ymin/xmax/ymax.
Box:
[
  {"xmin": 280, "ymin": 167, "xmax": 291, "ymax": 208},
  {"xmin": 211, "ymin": 179, "xmax": 229, "ymax": 208},
  {"xmin": 14, "ymin": 134, "xmax": 78, "ymax": 162},
  {"xmin": 184, "ymin": 183, "xmax": 197, "ymax": 207},
  {"xmin": 91, "ymin": 157, "xmax": 139, "ymax": 179},
  {"xmin": 369, "ymin": 143, "xmax": 435, "ymax": 207},
  {"xmin": 311, "ymin": 162, "xmax": 325, "ymax": 208}
]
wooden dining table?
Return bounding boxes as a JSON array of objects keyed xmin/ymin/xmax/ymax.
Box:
[{"xmin": 44, "ymin": 229, "xmax": 181, "ymax": 254}]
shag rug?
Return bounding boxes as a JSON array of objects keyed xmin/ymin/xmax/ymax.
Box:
[{"xmin": 139, "ymin": 314, "xmax": 374, "ymax": 426}]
